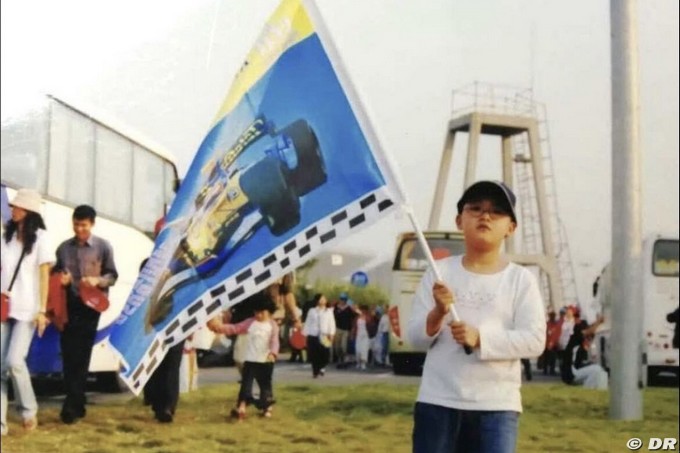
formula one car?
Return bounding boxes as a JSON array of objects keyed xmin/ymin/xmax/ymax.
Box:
[{"xmin": 145, "ymin": 118, "xmax": 327, "ymax": 330}]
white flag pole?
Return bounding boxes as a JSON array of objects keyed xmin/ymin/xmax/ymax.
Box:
[{"xmin": 403, "ymin": 206, "xmax": 462, "ymax": 323}]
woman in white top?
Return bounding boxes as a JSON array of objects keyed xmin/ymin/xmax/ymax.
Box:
[
  {"xmin": 354, "ymin": 305, "xmax": 371, "ymax": 370},
  {"xmin": 1, "ymin": 189, "xmax": 53, "ymax": 435},
  {"xmin": 302, "ymin": 293, "xmax": 336, "ymax": 378}
]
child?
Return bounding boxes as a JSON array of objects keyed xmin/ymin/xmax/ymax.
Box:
[
  {"xmin": 288, "ymin": 304, "xmax": 305, "ymax": 363},
  {"xmin": 208, "ymin": 293, "xmax": 279, "ymax": 420},
  {"xmin": 407, "ymin": 180, "xmax": 545, "ymax": 453}
]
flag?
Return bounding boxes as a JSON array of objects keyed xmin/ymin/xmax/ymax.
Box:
[
  {"xmin": 109, "ymin": 0, "xmax": 405, "ymax": 393},
  {"xmin": 0, "ymin": 184, "xmax": 10, "ymax": 224}
]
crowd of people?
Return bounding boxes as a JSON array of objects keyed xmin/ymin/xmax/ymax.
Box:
[
  {"xmin": 205, "ymin": 283, "xmax": 392, "ymax": 421},
  {"xmin": 533, "ymin": 305, "xmax": 608, "ymax": 390},
  {"xmin": 0, "ymin": 188, "xmax": 392, "ymax": 435},
  {"xmin": 8, "ymin": 180, "xmax": 670, "ymax": 453}
]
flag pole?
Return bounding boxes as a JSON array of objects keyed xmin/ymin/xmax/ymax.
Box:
[
  {"xmin": 405, "ymin": 205, "xmax": 471, "ymax": 354},
  {"xmin": 303, "ymin": 0, "xmax": 446, "ymax": 284},
  {"xmin": 403, "ymin": 205, "xmax": 461, "ymax": 324}
]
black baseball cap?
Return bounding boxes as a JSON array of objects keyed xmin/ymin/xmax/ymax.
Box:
[{"xmin": 456, "ymin": 180, "xmax": 517, "ymax": 223}]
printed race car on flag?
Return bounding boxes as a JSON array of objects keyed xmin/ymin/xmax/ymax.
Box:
[{"xmin": 109, "ymin": 0, "xmax": 406, "ymax": 393}]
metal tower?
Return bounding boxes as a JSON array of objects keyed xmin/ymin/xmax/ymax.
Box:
[{"xmin": 428, "ymin": 82, "xmax": 579, "ymax": 310}]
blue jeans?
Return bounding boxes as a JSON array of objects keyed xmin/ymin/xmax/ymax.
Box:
[
  {"xmin": 1, "ymin": 319, "xmax": 38, "ymax": 432},
  {"xmin": 413, "ymin": 402, "xmax": 519, "ymax": 453}
]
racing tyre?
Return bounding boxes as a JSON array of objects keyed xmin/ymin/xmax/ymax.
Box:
[
  {"xmin": 242, "ymin": 157, "xmax": 301, "ymax": 236},
  {"xmin": 281, "ymin": 120, "xmax": 327, "ymax": 196}
]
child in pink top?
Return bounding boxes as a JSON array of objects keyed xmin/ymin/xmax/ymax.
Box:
[{"xmin": 209, "ymin": 293, "xmax": 279, "ymax": 419}]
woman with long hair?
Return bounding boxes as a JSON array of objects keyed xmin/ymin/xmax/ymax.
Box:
[
  {"xmin": 1, "ymin": 189, "xmax": 53, "ymax": 436},
  {"xmin": 302, "ymin": 293, "xmax": 336, "ymax": 378}
]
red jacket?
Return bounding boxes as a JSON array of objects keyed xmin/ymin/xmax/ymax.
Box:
[{"xmin": 546, "ymin": 319, "xmax": 562, "ymax": 350}]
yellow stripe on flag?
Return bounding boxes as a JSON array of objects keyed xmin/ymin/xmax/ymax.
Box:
[{"xmin": 212, "ymin": 0, "xmax": 315, "ymax": 123}]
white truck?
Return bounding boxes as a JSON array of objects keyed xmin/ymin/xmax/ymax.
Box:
[{"xmin": 590, "ymin": 233, "xmax": 679, "ymax": 385}]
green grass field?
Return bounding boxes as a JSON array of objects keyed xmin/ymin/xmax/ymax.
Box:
[{"xmin": 1, "ymin": 383, "xmax": 677, "ymax": 453}]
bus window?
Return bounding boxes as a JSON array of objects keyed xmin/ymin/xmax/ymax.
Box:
[
  {"xmin": 49, "ymin": 102, "xmax": 95, "ymax": 206},
  {"xmin": 133, "ymin": 146, "xmax": 166, "ymax": 232},
  {"xmin": 394, "ymin": 237, "xmax": 466, "ymax": 271},
  {"xmin": 95, "ymin": 126, "xmax": 133, "ymax": 222},
  {"xmin": 653, "ymin": 240, "xmax": 679, "ymax": 277},
  {"xmin": 0, "ymin": 106, "xmax": 49, "ymax": 192},
  {"xmin": 164, "ymin": 161, "xmax": 178, "ymax": 209}
]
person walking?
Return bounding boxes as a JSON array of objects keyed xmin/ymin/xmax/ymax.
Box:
[
  {"xmin": 543, "ymin": 309, "xmax": 562, "ymax": 376},
  {"xmin": 53, "ymin": 205, "xmax": 118, "ymax": 424},
  {"xmin": 303, "ymin": 293, "xmax": 335, "ymax": 378},
  {"xmin": 332, "ymin": 292, "xmax": 356, "ymax": 365},
  {"xmin": 377, "ymin": 304, "xmax": 391, "ymax": 366},
  {"xmin": 139, "ymin": 256, "xmax": 185, "ymax": 424},
  {"xmin": 1, "ymin": 189, "xmax": 53, "ymax": 436},
  {"xmin": 353, "ymin": 304, "xmax": 372, "ymax": 370},
  {"xmin": 208, "ymin": 293, "xmax": 280, "ymax": 419}
]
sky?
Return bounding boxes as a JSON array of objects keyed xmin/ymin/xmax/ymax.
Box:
[{"xmin": 1, "ymin": 0, "xmax": 678, "ymax": 307}]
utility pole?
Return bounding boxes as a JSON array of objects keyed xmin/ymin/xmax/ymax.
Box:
[{"xmin": 609, "ymin": 0, "xmax": 643, "ymax": 420}]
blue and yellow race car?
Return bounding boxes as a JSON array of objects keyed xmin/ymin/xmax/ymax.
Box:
[{"xmin": 145, "ymin": 117, "xmax": 326, "ymax": 329}]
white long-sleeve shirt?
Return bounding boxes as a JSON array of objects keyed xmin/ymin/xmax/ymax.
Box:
[
  {"xmin": 303, "ymin": 307, "xmax": 336, "ymax": 337},
  {"xmin": 407, "ymin": 255, "xmax": 545, "ymax": 413},
  {"xmin": 220, "ymin": 317, "xmax": 280, "ymax": 363}
]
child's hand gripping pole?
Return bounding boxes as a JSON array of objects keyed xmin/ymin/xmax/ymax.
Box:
[{"xmin": 406, "ymin": 208, "xmax": 474, "ymax": 355}]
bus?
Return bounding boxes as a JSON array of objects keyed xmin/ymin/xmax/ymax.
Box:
[
  {"xmin": 590, "ymin": 233, "xmax": 679, "ymax": 386},
  {"xmin": 1, "ymin": 95, "xmax": 179, "ymax": 390},
  {"xmin": 387, "ymin": 231, "xmax": 465, "ymax": 375}
]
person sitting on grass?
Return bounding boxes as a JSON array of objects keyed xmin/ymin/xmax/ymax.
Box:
[
  {"xmin": 208, "ymin": 293, "xmax": 279, "ymax": 420},
  {"xmin": 572, "ymin": 334, "xmax": 608, "ymax": 390},
  {"xmin": 561, "ymin": 307, "xmax": 607, "ymax": 390}
]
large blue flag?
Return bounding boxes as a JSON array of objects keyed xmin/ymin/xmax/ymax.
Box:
[
  {"xmin": 109, "ymin": 0, "xmax": 405, "ymax": 393},
  {"xmin": 0, "ymin": 184, "xmax": 9, "ymax": 224}
]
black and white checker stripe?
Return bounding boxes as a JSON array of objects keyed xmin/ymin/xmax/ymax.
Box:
[{"xmin": 125, "ymin": 187, "xmax": 397, "ymax": 392}]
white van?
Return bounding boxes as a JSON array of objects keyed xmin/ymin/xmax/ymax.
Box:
[{"xmin": 590, "ymin": 233, "xmax": 679, "ymax": 385}]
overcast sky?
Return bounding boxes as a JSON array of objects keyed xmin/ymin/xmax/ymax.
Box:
[{"xmin": 2, "ymin": 0, "xmax": 678, "ymax": 306}]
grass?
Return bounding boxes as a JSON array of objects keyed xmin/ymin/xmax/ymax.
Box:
[{"xmin": 1, "ymin": 383, "xmax": 677, "ymax": 453}]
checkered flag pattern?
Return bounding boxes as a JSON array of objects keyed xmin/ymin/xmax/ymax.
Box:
[{"xmin": 123, "ymin": 187, "xmax": 396, "ymax": 392}]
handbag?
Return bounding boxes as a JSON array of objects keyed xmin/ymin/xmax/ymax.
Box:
[
  {"xmin": 0, "ymin": 293, "xmax": 8, "ymax": 322},
  {"xmin": 1, "ymin": 248, "xmax": 28, "ymax": 322},
  {"xmin": 289, "ymin": 327, "xmax": 307, "ymax": 350},
  {"xmin": 47, "ymin": 273, "xmax": 68, "ymax": 331},
  {"xmin": 320, "ymin": 335, "xmax": 332, "ymax": 348},
  {"xmin": 79, "ymin": 280, "xmax": 110, "ymax": 313}
]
